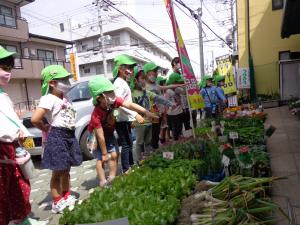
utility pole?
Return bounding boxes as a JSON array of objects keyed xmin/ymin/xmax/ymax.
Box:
[
  {"xmin": 211, "ymin": 50, "xmax": 214, "ymax": 75},
  {"xmin": 197, "ymin": 2, "xmax": 205, "ymax": 79},
  {"xmin": 97, "ymin": 0, "xmax": 108, "ymax": 77},
  {"xmin": 230, "ymin": 0, "xmax": 235, "ymax": 52}
]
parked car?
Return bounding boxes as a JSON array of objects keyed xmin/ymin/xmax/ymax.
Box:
[{"xmin": 22, "ymin": 81, "xmax": 95, "ymax": 159}]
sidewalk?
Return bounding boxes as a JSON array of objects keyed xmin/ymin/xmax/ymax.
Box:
[{"xmin": 265, "ymin": 106, "xmax": 300, "ymax": 225}]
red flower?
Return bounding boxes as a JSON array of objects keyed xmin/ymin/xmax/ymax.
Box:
[{"xmin": 239, "ymin": 146, "xmax": 249, "ymax": 153}]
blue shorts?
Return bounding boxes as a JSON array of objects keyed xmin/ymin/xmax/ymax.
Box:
[{"xmin": 93, "ymin": 135, "xmax": 119, "ymax": 161}]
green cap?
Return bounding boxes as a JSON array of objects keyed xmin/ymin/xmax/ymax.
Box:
[
  {"xmin": 166, "ymin": 72, "xmax": 184, "ymax": 85},
  {"xmin": 143, "ymin": 62, "xmax": 158, "ymax": 74},
  {"xmin": 88, "ymin": 75, "xmax": 115, "ymax": 105},
  {"xmin": 112, "ymin": 54, "xmax": 137, "ymax": 78},
  {"xmin": 198, "ymin": 80, "xmax": 204, "ymax": 88},
  {"xmin": 156, "ymin": 75, "xmax": 167, "ymax": 84},
  {"xmin": 130, "ymin": 66, "xmax": 144, "ymax": 90},
  {"xmin": 0, "ymin": 46, "xmax": 16, "ymax": 60},
  {"xmin": 201, "ymin": 75, "xmax": 213, "ymax": 88},
  {"xmin": 214, "ymin": 75, "xmax": 225, "ymax": 85},
  {"xmin": 41, "ymin": 65, "xmax": 70, "ymax": 96}
]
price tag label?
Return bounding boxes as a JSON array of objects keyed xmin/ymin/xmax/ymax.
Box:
[
  {"xmin": 218, "ymin": 135, "xmax": 228, "ymax": 143},
  {"xmin": 163, "ymin": 152, "xmax": 174, "ymax": 160},
  {"xmin": 222, "ymin": 155, "xmax": 230, "ymax": 167},
  {"xmin": 229, "ymin": 132, "xmax": 239, "ymax": 140}
]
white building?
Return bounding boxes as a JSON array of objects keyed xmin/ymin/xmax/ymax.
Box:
[
  {"xmin": 74, "ymin": 26, "xmax": 173, "ymax": 80},
  {"xmin": 59, "ymin": 15, "xmax": 174, "ymax": 80}
]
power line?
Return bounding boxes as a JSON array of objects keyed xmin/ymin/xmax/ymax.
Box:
[
  {"xmin": 102, "ymin": 0, "xmax": 176, "ymax": 51},
  {"xmin": 22, "ymin": 11, "xmax": 88, "ymax": 39},
  {"xmin": 22, "ymin": 4, "xmax": 94, "ymax": 27},
  {"xmin": 174, "ymin": 0, "xmax": 232, "ymax": 49},
  {"xmin": 101, "ymin": 0, "xmax": 202, "ymax": 66}
]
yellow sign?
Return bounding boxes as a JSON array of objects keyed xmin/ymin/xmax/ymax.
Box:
[
  {"xmin": 69, "ymin": 53, "xmax": 78, "ymax": 81},
  {"xmin": 216, "ymin": 58, "xmax": 237, "ymax": 95},
  {"xmin": 188, "ymin": 93, "xmax": 205, "ymax": 109}
]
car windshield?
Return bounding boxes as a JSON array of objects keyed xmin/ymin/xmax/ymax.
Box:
[{"xmin": 67, "ymin": 81, "xmax": 91, "ymax": 102}]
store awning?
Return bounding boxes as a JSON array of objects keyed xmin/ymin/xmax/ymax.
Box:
[{"xmin": 281, "ymin": 0, "xmax": 300, "ymax": 38}]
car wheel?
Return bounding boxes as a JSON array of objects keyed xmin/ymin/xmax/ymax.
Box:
[{"xmin": 79, "ymin": 128, "xmax": 94, "ymax": 160}]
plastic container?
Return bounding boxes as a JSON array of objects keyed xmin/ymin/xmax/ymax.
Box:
[{"xmin": 16, "ymin": 149, "xmax": 34, "ymax": 179}]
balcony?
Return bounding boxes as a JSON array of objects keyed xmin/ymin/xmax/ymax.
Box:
[
  {"xmin": 0, "ymin": 15, "xmax": 29, "ymax": 42},
  {"xmin": 6, "ymin": 0, "xmax": 35, "ymax": 7},
  {"xmin": 12, "ymin": 58, "xmax": 71, "ymax": 79}
]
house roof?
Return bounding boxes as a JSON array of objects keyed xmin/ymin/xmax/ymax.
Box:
[
  {"xmin": 281, "ymin": 0, "xmax": 300, "ymax": 38},
  {"xmin": 29, "ymin": 33, "xmax": 74, "ymax": 45},
  {"xmin": 74, "ymin": 26, "xmax": 173, "ymax": 61}
]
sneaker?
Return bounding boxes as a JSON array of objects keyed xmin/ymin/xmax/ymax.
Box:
[
  {"xmin": 64, "ymin": 194, "xmax": 77, "ymax": 206},
  {"xmin": 51, "ymin": 198, "xmax": 67, "ymax": 214}
]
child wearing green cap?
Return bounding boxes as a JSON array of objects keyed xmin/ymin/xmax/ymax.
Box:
[
  {"xmin": 31, "ymin": 65, "xmax": 82, "ymax": 214},
  {"xmin": 88, "ymin": 75, "xmax": 158, "ymax": 186},
  {"xmin": 144, "ymin": 62, "xmax": 185, "ymax": 148},
  {"xmin": 131, "ymin": 67, "xmax": 172, "ymax": 164},
  {"xmin": 112, "ymin": 54, "xmax": 145, "ymax": 174},
  {"xmin": 0, "ymin": 46, "xmax": 47, "ymax": 225}
]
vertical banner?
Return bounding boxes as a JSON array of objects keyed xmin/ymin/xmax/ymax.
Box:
[
  {"xmin": 69, "ymin": 53, "xmax": 78, "ymax": 81},
  {"xmin": 216, "ymin": 56, "xmax": 237, "ymax": 95},
  {"xmin": 237, "ymin": 68, "xmax": 250, "ymax": 89},
  {"xmin": 164, "ymin": 0, "xmax": 204, "ymax": 109}
]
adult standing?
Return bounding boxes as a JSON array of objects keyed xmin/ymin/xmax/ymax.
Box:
[{"xmin": 200, "ymin": 76, "xmax": 226, "ymax": 118}]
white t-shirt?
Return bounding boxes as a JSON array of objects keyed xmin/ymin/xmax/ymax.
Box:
[
  {"xmin": 38, "ymin": 94, "xmax": 76, "ymax": 130},
  {"xmin": 0, "ymin": 92, "xmax": 30, "ymax": 143},
  {"xmin": 114, "ymin": 77, "xmax": 137, "ymax": 122}
]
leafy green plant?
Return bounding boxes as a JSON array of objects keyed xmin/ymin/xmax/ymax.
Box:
[{"xmin": 60, "ymin": 165, "xmax": 197, "ymax": 225}]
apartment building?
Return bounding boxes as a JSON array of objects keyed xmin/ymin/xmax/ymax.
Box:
[
  {"xmin": 74, "ymin": 26, "xmax": 173, "ymax": 80},
  {"xmin": 0, "ymin": 0, "xmax": 72, "ymax": 111}
]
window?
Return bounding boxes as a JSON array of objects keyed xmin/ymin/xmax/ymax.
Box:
[
  {"xmin": 279, "ymin": 51, "xmax": 290, "ymax": 60},
  {"xmin": 37, "ymin": 49, "xmax": 55, "ymax": 60},
  {"xmin": 81, "ymin": 44, "xmax": 88, "ymax": 52},
  {"xmin": 110, "ymin": 35, "xmax": 120, "ymax": 47},
  {"xmin": 93, "ymin": 39, "xmax": 101, "ymax": 51},
  {"xmin": 0, "ymin": 5, "xmax": 12, "ymax": 16},
  {"xmin": 96, "ymin": 65, "xmax": 103, "ymax": 74},
  {"xmin": 130, "ymin": 36, "xmax": 139, "ymax": 46},
  {"xmin": 0, "ymin": 5, "xmax": 16, "ymax": 28},
  {"xmin": 84, "ymin": 68, "xmax": 90, "ymax": 74},
  {"xmin": 37, "ymin": 49, "xmax": 55, "ymax": 67},
  {"xmin": 67, "ymin": 81, "xmax": 91, "ymax": 102},
  {"xmin": 1, "ymin": 44, "xmax": 22, "ymax": 68},
  {"xmin": 272, "ymin": 0, "xmax": 283, "ymax": 10}
]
